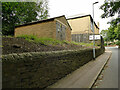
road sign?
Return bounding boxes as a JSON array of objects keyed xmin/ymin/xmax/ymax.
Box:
[{"xmin": 89, "ymin": 35, "xmax": 101, "ymax": 40}]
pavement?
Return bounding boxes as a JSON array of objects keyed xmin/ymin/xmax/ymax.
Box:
[
  {"xmin": 93, "ymin": 47, "xmax": 118, "ymax": 88},
  {"xmin": 48, "ymin": 48, "xmax": 112, "ymax": 88}
]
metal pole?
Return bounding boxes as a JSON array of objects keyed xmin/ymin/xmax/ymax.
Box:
[
  {"xmin": 92, "ymin": 2, "xmax": 98, "ymax": 60},
  {"xmin": 93, "ymin": 3, "xmax": 95, "ymax": 60}
]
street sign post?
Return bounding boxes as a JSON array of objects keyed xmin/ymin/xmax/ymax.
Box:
[{"xmin": 89, "ymin": 35, "xmax": 101, "ymax": 40}]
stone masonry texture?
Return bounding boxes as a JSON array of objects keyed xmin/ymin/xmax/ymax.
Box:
[{"xmin": 2, "ymin": 48, "xmax": 105, "ymax": 88}]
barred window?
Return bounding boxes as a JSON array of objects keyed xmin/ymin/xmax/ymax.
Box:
[
  {"xmin": 56, "ymin": 21, "xmax": 66, "ymax": 32},
  {"xmin": 56, "ymin": 22, "xmax": 61, "ymax": 32}
]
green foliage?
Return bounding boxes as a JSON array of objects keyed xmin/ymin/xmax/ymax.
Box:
[
  {"xmin": 62, "ymin": 40, "xmax": 70, "ymax": 44},
  {"xmin": 70, "ymin": 41, "xmax": 80, "ymax": 45},
  {"xmin": 100, "ymin": 30, "xmax": 108, "ymax": 41},
  {"xmin": 106, "ymin": 23, "xmax": 120, "ymax": 41},
  {"xmin": 114, "ymin": 23, "xmax": 120, "ymax": 40},
  {"xmin": 100, "ymin": 1, "xmax": 120, "ymax": 18},
  {"xmin": 100, "ymin": 30, "xmax": 108, "ymax": 37},
  {"xmin": 2, "ymin": 1, "xmax": 49, "ymax": 35},
  {"xmin": 107, "ymin": 26, "xmax": 115, "ymax": 41},
  {"xmin": 101, "ymin": 23, "xmax": 120, "ymax": 42},
  {"xmin": 79, "ymin": 42, "xmax": 93, "ymax": 46},
  {"xmin": 104, "ymin": 43, "xmax": 107, "ymax": 46},
  {"xmin": 17, "ymin": 35, "xmax": 38, "ymax": 41},
  {"xmin": 71, "ymin": 41, "xmax": 96, "ymax": 47},
  {"xmin": 17, "ymin": 35, "xmax": 66, "ymax": 45},
  {"xmin": 115, "ymin": 41, "xmax": 120, "ymax": 46},
  {"xmin": 17, "ymin": 35, "xmax": 96, "ymax": 47},
  {"xmin": 100, "ymin": 0, "xmax": 120, "ymax": 38}
]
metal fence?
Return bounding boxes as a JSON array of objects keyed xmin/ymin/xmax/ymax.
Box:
[
  {"xmin": 72, "ymin": 34, "xmax": 90, "ymax": 43},
  {"xmin": 72, "ymin": 34, "xmax": 104, "ymax": 47}
]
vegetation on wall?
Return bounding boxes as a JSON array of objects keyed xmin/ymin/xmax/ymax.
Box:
[
  {"xmin": 2, "ymin": 0, "xmax": 49, "ymax": 35},
  {"xmin": 17, "ymin": 35, "xmax": 97, "ymax": 46}
]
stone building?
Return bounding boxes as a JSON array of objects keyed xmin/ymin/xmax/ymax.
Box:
[
  {"xmin": 67, "ymin": 14, "xmax": 99, "ymax": 42},
  {"xmin": 15, "ymin": 15, "xmax": 72, "ymax": 41}
]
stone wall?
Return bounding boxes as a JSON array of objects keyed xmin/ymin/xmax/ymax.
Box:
[{"xmin": 2, "ymin": 48, "xmax": 105, "ymax": 88}]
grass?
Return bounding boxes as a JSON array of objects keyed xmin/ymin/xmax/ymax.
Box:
[
  {"xmin": 71, "ymin": 41, "xmax": 97, "ymax": 47},
  {"xmin": 70, "ymin": 41, "xmax": 80, "ymax": 45},
  {"xmin": 17, "ymin": 35, "xmax": 97, "ymax": 47},
  {"xmin": 17, "ymin": 35, "xmax": 70, "ymax": 45},
  {"xmin": 79, "ymin": 42, "xmax": 95, "ymax": 46}
]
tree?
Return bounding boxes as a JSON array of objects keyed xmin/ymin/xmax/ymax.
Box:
[
  {"xmin": 100, "ymin": 0, "xmax": 120, "ymax": 41},
  {"xmin": 100, "ymin": 0, "xmax": 120, "ymax": 18},
  {"xmin": 114, "ymin": 23, "xmax": 120, "ymax": 40},
  {"xmin": 100, "ymin": 29, "xmax": 108, "ymax": 38},
  {"xmin": 102, "ymin": 23, "xmax": 120, "ymax": 42},
  {"xmin": 100, "ymin": 0, "xmax": 120, "ymax": 26},
  {"xmin": 107, "ymin": 26, "xmax": 116, "ymax": 41},
  {"xmin": 2, "ymin": 0, "xmax": 49, "ymax": 35},
  {"xmin": 100, "ymin": 30, "xmax": 108, "ymax": 41}
]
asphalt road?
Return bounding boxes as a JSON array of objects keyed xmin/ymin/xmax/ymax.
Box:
[{"xmin": 93, "ymin": 47, "xmax": 119, "ymax": 88}]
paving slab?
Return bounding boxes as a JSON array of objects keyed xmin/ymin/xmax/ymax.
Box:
[{"xmin": 48, "ymin": 49, "xmax": 112, "ymax": 88}]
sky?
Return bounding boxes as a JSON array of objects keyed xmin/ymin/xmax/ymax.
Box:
[{"xmin": 48, "ymin": 0, "xmax": 114, "ymax": 33}]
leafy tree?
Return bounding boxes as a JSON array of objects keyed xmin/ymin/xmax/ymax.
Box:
[
  {"xmin": 107, "ymin": 26, "xmax": 116, "ymax": 41},
  {"xmin": 100, "ymin": 0, "xmax": 120, "ymax": 18},
  {"xmin": 114, "ymin": 23, "xmax": 120, "ymax": 40},
  {"xmin": 100, "ymin": 0, "xmax": 120, "ymax": 42},
  {"xmin": 2, "ymin": 0, "xmax": 49, "ymax": 35},
  {"xmin": 103, "ymin": 23, "xmax": 120, "ymax": 41},
  {"xmin": 100, "ymin": 0, "xmax": 120, "ymax": 26},
  {"xmin": 100, "ymin": 29, "xmax": 108, "ymax": 38},
  {"xmin": 100, "ymin": 30, "xmax": 108, "ymax": 41}
]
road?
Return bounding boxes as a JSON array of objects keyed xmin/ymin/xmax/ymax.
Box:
[{"xmin": 93, "ymin": 47, "xmax": 119, "ymax": 89}]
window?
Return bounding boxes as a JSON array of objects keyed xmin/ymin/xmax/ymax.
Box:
[
  {"xmin": 56, "ymin": 21, "xmax": 66, "ymax": 32},
  {"xmin": 56, "ymin": 22, "xmax": 61, "ymax": 32},
  {"xmin": 62, "ymin": 25, "xmax": 66, "ymax": 32},
  {"xmin": 56, "ymin": 21, "xmax": 66, "ymax": 40}
]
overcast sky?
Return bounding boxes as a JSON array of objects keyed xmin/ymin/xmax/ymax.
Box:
[{"xmin": 48, "ymin": 0, "xmax": 114, "ymax": 33}]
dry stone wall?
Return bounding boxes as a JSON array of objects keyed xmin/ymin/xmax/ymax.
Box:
[{"xmin": 2, "ymin": 48, "xmax": 105, "ymax": 88}]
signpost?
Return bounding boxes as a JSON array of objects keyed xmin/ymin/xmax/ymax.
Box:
[
  {"xmin": 92, "ymin": 1, "xmax": 99, "ymax": 60},
  {"xmin": 89, "ymin": 35, "xmax": 101, "ymax": 40}
]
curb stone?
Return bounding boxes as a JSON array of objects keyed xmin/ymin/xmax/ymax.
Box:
[
  {"xmin": 90, "ymin": 49, "xmax": 112, "ymax": 88},
  {"xmin": 48, "ymin": 49, "xmax": 112, "ymax": 88}
]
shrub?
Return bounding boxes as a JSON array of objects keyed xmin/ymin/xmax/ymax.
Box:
[
  {"xmin": 104, "ymin": 43, "xmax": 107, "ymax": 46},
  {"xmin": 115, "ymin": 41, "xmax": 120, "ymax": 46}
]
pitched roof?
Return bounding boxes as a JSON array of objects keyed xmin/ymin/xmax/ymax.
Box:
[
  {"xmin": 15, "ymin": 15, "xmax": 72, "ymax": 30},
  {"xmin": 67, "ymin": 14, "xmax": 99, "ymax": 29}
]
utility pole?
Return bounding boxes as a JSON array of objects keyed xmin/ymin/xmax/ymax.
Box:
[{"xmin": 92, "ymin": 1, "xmax": 99, "ymax": 60}]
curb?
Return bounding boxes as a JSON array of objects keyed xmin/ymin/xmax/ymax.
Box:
[
  {"xmin": 89, "ymin": 49, "xmax": 112, "ymax": 89},
  {"xmin": 47, "ymin": 49, "xmax": 112, "ymax": 88}
]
